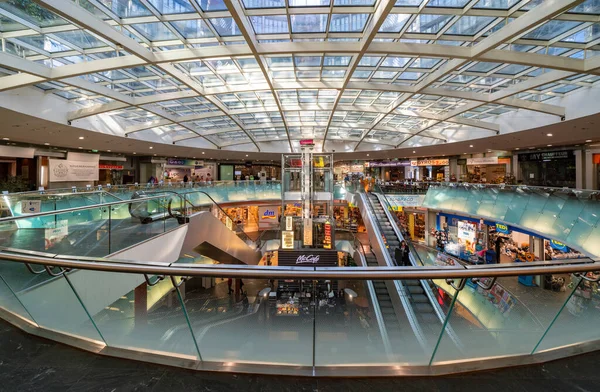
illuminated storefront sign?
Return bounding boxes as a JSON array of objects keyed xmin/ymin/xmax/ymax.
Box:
[
  {"xmin": 261, "ymin": 209, "xmax": 277, "ymax": 220},
  {"xmin": 495, "ymin": 223, "xmax": 510, "ymax": 234},
  {"xmin": 550, "ymin": 239, "xmax": 568, "ymax": 251},
  {"xmin": 410, "ymin": 159, "xmax": 449, "ymax": 167},
  {"xmin": 323, "ymin": 221, "xmax": 332, "ymax": 249},
  {"xmin": 167, "ymin": 158, "xmax": 204, "ymax": 166}
]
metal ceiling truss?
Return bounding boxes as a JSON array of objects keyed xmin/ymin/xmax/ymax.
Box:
[{"xmin": 0, "ymin": 0, "xmax": 593, "ymax": 151}]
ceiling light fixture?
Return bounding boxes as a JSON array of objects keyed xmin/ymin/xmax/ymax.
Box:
[
  {"xmin": 133, "ymin": 152, "xmax": 137, "ymax": 155},
  {"xmin": 547, "ymin": 133, "xmax": 553, "ymax": 137},
  {"xmin": 515, "ymin": 148, "xmax": 520, "ymax": 150},
  {"xmin": 412, "ymin": 150, "xmax": 416, "ymax": 153},
  {"xmin": 586, "ymin": 139, "xmax": 592, "ymax": 142},
  {"xmin": 107, "ymin": 149, "xmax": 111, "ymax": 152},
  {"xmin": 202, "ymin": 152, "xmax": 205, "ymax": 154},
  {"xmin": 245, "ymin": 154, "xmax": 248, "ymax": 157},
  {"xmin": 366, "ymin": 153, "xmax": 369, "ymax": 157},
  {"xmin": 78, "ymin": 147, "xmax": 83, "ymax": 149},
  {"xmin": 2, "ymin": 138, "xmax": 9, "ymax": 140},
  {"xmin": 79, "ymin": 136, "xmax": 84, "ymax": 140},
  {"xmin": 149, "ymin": 146, "xmax": 153, "ymax": 149},
  {"xmin": 547, "ymin": 144, "xmax": 552, "ymax": 147},
  {"xmin": 44, "ymin": 143, "xmax": 50, "ymax": 146},
  {"xmin": 469, "ymin": 144, "xmax": 473, "ymax": 148}
]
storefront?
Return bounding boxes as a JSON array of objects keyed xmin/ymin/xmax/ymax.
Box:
[
  {"xmin": 0, "ymin": 146, "xmax": 37, "ymax": 191},
  {"xmin": 364, "ymin": 161, "xmax": 411, "ymax": 181},
  {"xmin": 219, "ymin": 161, "xmax": 280, "ymax": 181},
  {"xmin": 518, "ymin": 149, "xmax": 576, "ymax": 188},
  {"xmin": 461, "ymin": 156, "xmax": 512, "ymax": 184},
  {"xmin": 98, "ymin": 163, "xmax": 125, "ymax": 185},
  {"xmin": 334, "ymin": 161, "xmax": 364, "ymax": 181},
  {"xmin": 409, "ymin": 158, "xmax": 449, "ymax": 182},
  {"xmin": 333, "ymin": 200, "xmax": 365, "ymax": 233},
  {"xmin": 165, "ymin": 158, "xmax": 216, "ymax": 183},
  {"xmin": 214, "ymin": 204, "xmax": 280, "ymax": 232}
]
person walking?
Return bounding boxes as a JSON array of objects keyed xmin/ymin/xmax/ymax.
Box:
[
  {"xmin": 183, "ymin": 174, "xmax": 189, "ymax": 183},
  {"xmin": 238, "ymin": 279, "xmax": 245, "ymax": 295},
  {"xmin": 227, "ymin": 278, "xmax": 233, "ymax": 294},
  {"xmin": 399, "ymin": 240, "xmax": 411, "ymax": 266}
]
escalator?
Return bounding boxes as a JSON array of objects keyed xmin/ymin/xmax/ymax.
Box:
[{"xmin": 370, "ymin": 191, "xmax": 463, "ymax": 350}]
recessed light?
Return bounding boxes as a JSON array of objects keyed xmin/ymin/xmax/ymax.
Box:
[
  {"xmin": 78, "ymin": 147, "xmax": 83, "ymax": 149},
  {"xmin": 133, "ymin": 152, "xmax": 137, "ymax": 154},
  {"xmin": 515, "ymin": 148, "xmax": 520, "ymax": 150},
  {"xmin": 412, "ymin": 150, "xmax": 416, "ymax": 153},
  {"xmin": 202, "ymin": 152, "xmax": 205, "ymax": 154},
  {"xmin": 367, "ymin": 153, "xmax": 369, "ymax": 156},
  {"xmin": 2, "ymin": 137, "xmax": 9, "ymax": 140},
  {"xmin": 193, "ymin": 157, "xmax": 196, "ymax": 159},
  {"xmin": 107, "ymin": 149, "xmax": 111, "ymax": 152},
  {"xmin": 586, "ymin": 139, "xmax": 592, "ymax": 142},
  {"xmin": 175, "ymin": 156, "xmax": 178, "ymax": 157},
  {"xmin": 153, "ymin": 154, "xmax": 157, "ymax": 156},
  {"xmin": 149, "ymin": 146, "xmax": 153, "ymax": 149},
  {"xmin": 529, "ymin": 147, "xmax": 535, "ymax": 149},
  {"xmin": 79, "ymin": 136, "xmax": 84, "ymax": 140},
  {"xmin": 44, "ymin": 143, "xmax": 50, "ymax": 146},
  {"xmin": 245, "ymin": 154, "xmax": 248, "ymax": 157},
  {"xmin": 547, "ymin": 133, "xmax": 553, "ymax": 137},
  {"xmin": 547, "ymin": 144, "xmax": 552, "ymax": 147},
  {"xmin": 463, "ymin": 152, "xmax": 467, "ymax": 154},
  {"xmin": 469, "ymin": 144, "xmax": 473, "ymax": 148}
]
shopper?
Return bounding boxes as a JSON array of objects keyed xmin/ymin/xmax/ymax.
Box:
[
  {"xmin": 227, "ymin": 278, "xmax": 233, "ymax": 294},
  {"xmin": 183, "ymin": 174, "xmax": 189, "ymax": 183},
  {"xmin": 239, "ymin": 279, "xmax": 245, "ymax": 295},
  {"xmin": 397, "ymin": 240, "xmax": 411, "ymax": 266}
]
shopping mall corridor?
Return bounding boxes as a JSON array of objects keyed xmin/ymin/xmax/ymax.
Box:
[{"xmin": 0, "ymin": 316, "xmax": 597, "ymax": 392}]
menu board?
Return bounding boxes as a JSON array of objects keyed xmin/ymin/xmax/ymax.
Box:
[{"xmin": 282, "ymin": 231, "xmax": 294, "ymax": 249}]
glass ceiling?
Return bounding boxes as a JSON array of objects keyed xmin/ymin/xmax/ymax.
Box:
[{"xmin": 0, "ymin": 0, "xmax": 598, "ymax": 151}]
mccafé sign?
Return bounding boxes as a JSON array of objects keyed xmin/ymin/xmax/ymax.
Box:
[{"xmin": 411, "ymin": 159, "xmax": 449, "ymax": 167}]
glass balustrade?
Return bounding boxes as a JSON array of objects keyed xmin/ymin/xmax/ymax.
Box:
[{"xmin": 0, "ymin": 257, "xmax": 598, "ymax": 375}]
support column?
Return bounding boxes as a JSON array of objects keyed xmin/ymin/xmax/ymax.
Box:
[
  {"xmin": 512, "ymin": 154, "xmax": 520, "ymax": 183},
  {"xmin": 575, "ymin": 149, "xmax": 584, "ymax": 189},
  {"xmin": 134, "ymin": 282, "xmax": 148, "ymax": 329}
]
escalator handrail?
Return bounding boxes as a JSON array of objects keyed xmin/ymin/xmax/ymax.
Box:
[
  {"xmin": 358, "ymin": 191, "xmax": 429, "ymax": 352},
  {"xmin": 373, "ymin": 192, "xmax": 465, "ymax": 352}
]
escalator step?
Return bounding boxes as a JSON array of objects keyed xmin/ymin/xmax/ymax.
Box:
[
  {"xmin": 420, "ymin": 313, "xmax": 439, "ymax": 323},
  {"xmin": 412, "ymin": 294, "xmax": 429, "ymax": 303},
  {"xmin": 414, "ymin": 303, "xmax": 434, "ymax": 313},
  {"xmin": 407, "ymin": 286, "xmax": 424, "ymax": 294}
]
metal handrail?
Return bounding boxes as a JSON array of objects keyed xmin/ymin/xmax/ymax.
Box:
[
  {"xmin": 0, "ymin": 194, "xmax": 182, "ymax": 223},
  {"xmin": 0, "ymin": 249, "xmax": 597, "ymax": 279}
]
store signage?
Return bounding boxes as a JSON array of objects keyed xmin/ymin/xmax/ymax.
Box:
[
  {"xmin": 303, "ymin": 218, "xmax": 313, "ymax": 246},
  {"xmin": 387, "ymin": 195, "xmax": 425, "ymax": 207},
  {"xmin": 410, "ymin": 159, "xmax": 449, "ymax": 167},
  {"xmin": 167, "ymin": 158, "xmax": 204, "ymax": 166},
  {"xmin": 550, "ymin": 239, "xmax": 568, "ymax": 252},
  {"xmin": 286, "ymin": 216, "xmax": 293, "ymax": 231},
  {"xmin": 467, "ymin": 157, "xmax": 499, "ymax": 165},
  {"xmin": 49, "ymin": 159, "xmax": 98, "ymax": 182},
  {"xmin": 278, "ymin": 249, "xmax": 338, "ymax": 266},
  {"xmin": 366, "ymin": 161, "xmax": 411, "ymax": 167},
  {"xmin": 299, "ymin": 139, "xmax": 314, "ymax": 146},
  {"xmin": 261, "ymin": 209, "xmax": 277, "ymax": 220},
  {"xmin": 21, "ymin": 200, "xmax": 41, "ymax": 214},
  {"xmin": 518, "ymin": 150, "xmax": 573, "ymax": 162},
  {"xmin": 296, "ymin": 254, "xmax": 320, "ymax": 264},
  {"xmin": 323, "ymin": 221, "xmax": 332, "ymax": 249},
  {"xmin": 98, "ymin": 164, "xmax": 124, "ymax": 170},
  {"xmin": 495, "ymin": 223, "xmax": 510, "ymax": 234},
  {"xmin": 314, "ymin": 156, "xmax": 325, "ymax": 168},
  {"xmin": 282, "ymin": 231, "xmax": 294, "ymax": 249}
]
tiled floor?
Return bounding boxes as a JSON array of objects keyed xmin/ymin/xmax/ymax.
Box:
[{"xmin": 1, "ymin": 317, "xmax": 599, "ymax": 392}]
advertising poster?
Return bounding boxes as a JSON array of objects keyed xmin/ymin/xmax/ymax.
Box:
[
  {"xmin": 282, "ymin": 231, "xmax": 294, "ymax": 249},
  {"xmin": 49, "ymin": 159, "xmax": 98, "ymax": 182},
  {"xmin": 303, "ymin": 218, "xmax": 313, "ymax": 246},
  {"xmin": 457, "ymin": 221, "xmax": 476, "ymax": 253},
  {"xmin": 21, "ymin": 200, "xmax": 41, "ymax": 214},
  {"xmin": 44, "ymin": 220, "xmax": 68, "ymax": 250},
  {"xmin": 323, "ymin": 221, "xmax": 332, "ymax": 249}
]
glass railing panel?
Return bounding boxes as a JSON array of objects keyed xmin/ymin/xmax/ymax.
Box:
[
  {"xmin": 516, "ymin": 189, "xmax": 548, "ymax": 229},
  {"xmin": 473, "ymin": 187, "xmax": 498, "ymax": 217},
  {"xmin": 565, "ymin": 199, "xmax": 600, "ymax": 250},
  {"xmin": 533, "ymin": 273, "xmax": 600, "ymax": 353},
  {"xmin": 580, "ymin": 225, "xmax": 600, "ymax": 257},
  {"xmin": 68, "ymin": 271, "xmax": 200, "ymax": 360},
  {"xmin": 108, "ymin": 198, "xmax": 174, "ymax": 255},
  {"xmin": 53, "ymin": 207, "xmax": 111, "ymax": 257},
  {"xmin": 532, "ymin": 192, "xmax": 567, "ymax": 238},
  {"xmin": 185, "ymin": 276, "xmax": 313, "ymax": 366},
  {"xmin": 0, "ymin": 271, "xmax": 37, "ymax": 323},
  {"xmin": 431, "ymin": 271, "xmax": 581, "ymax": 363},
  {"xmin": 490, "ymin": 188, "xmax": 515, "ymax": 221},
  {"xmin": 503, "ymin": 188, "xmax": 529, "ymax": 223},
  {"xmin": 0, "ymin": 259, "xmax": 104, "ymax": 343}
]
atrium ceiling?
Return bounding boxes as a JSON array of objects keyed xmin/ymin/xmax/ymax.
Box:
[{"xmin": 0, "ymin": 0, "xmax": 598, "ymax": 153}]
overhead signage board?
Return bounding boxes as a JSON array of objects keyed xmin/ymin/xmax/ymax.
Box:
[
  {"xmin": 518, "ymin": 150, "xmax": 573, "ymax": 162},
  {"xmin": 99, "ymin": 164, "xmax": 124, "ymax": 170},
  {"xmin": 387, "ymin": 195, "xmax": 425, "ymax": 207},
  {"xmin": 410, "ymin": 159, "xmax": 449, "ymax": 167},
  {"xmin": 282, "ymin": 231, "xmax": 294, "ymax": 249},
  {"xmin": 467, "ymin": 157, "xmax": 499, "ymax": 165},
  {"xmin": 299, "ymin": 139, "xmax": 314, "ymax": 146},
  {"xmin": 366, "ymin": 161, "xmax": 411, "ymax": 168},
  {"xmin": 167, "ymin": 158, "xmax": 204, "ymax": 166},
  {"xmin": 49, "ymin": 159, "xmax": 98, "ymax": 182},
  {"xmin": 278, "ymin": 249, "xmax": 338, "ymax": 266}
]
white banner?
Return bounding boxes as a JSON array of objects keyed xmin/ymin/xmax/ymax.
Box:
[
  {"xmin": 467, "ymin": 157, "xmax": 499, "ymax": 165},
  {"xmin": 387, "ymin": 195, "xmax": 425, "ymax": 207},
  {"xmin": 49, "ymin": 159, "xmax": 98, "ymax": 182}
]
